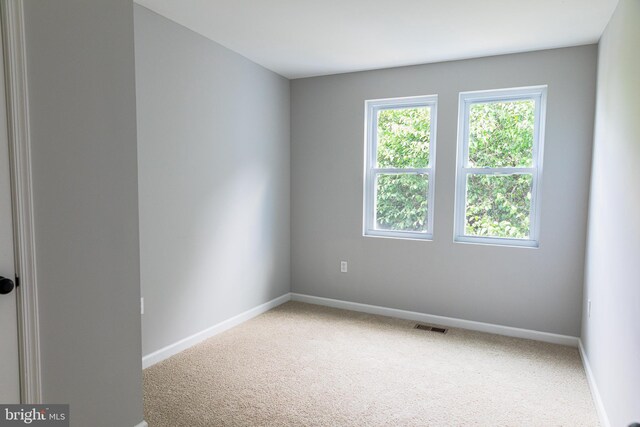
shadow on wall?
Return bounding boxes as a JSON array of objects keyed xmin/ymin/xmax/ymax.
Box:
[
  {"xmin": 140, "ymin": 163, "xmax": 281, "ymax": 355},
  {"xmin": 180, "ymin": 165, "xmax": 278, "ymax": 309}
]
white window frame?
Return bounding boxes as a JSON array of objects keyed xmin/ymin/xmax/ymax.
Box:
[
  {"xmin": 454, "ymin": 86, "xmax": 547, "ymax": 248},
  {"xmin": 363, "ymin": 95, "xmax": 438, "ymax": 240}
]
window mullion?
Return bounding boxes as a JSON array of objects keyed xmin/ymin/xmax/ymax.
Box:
[
  {"xmin": 464, "ymin": 167, "xmax": 535, "ymax": 175},
  {"xmin": 373, "ymin": 167, "xmax": 430, "ymax": 175}
]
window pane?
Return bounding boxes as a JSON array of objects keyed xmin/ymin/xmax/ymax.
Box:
[
  {"xmin": 375, "ymin": 174, "xmax": 429, "ymax": 232},
  {"xmin": 465, "ymin": 174, "xmax": 532, "ymax": 239},
  {"xmin": 468, "ymin": 100, "xmax": 535, "ymax": 168},
  {"xmin": 376, "ymin": 106, "xmax": 431, "ymax": 168}
]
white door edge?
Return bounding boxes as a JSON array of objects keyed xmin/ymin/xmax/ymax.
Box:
[
  {"xmin": 0, "ymin": 7, "xmax": 19, "ymax": 402},
  {"xmin": 1, "ymin": 0, "xmax": 42, "ymax": 404}
]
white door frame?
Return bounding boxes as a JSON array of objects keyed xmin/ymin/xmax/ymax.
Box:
[{"xmin": 1, "ymin": 0, "xmax": 42, "ymax": 404}]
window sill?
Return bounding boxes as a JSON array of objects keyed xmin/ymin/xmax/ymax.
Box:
[
  {"xmin": 364, "ymin": 230, "xmax": 433, "ymax": 242},
  {"xmin": 454, "ymin": 235, "xmax": 539, "ymax": 248}
]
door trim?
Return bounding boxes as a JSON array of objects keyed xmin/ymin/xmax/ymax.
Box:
[{"xmin": 1, "ymin": 0, "xmax": 42, "ymax": 404}]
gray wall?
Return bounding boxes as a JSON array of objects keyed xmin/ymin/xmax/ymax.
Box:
[
  {"xmin": 134, "ymin": 6, "xmax": 291, "ymax": 357},
  {"xmin": 23, "ymin": 1, "xmax": 144, "ymax": 426},
  {"xmin": 291, "ymin": 46, "xmax": 597, "ymax": 336},
  {"xmin": 582, "ymin": 0, "xmax": 640, "ymax": 425}
]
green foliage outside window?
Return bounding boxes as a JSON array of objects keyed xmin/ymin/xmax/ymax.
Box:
[
  {"xmin": 465, "ymin": 100, "xmax": 535, "ymax": 238},
  {"xmin": 465, "ymin": 174, "xmax": 532, "ymax": 238},
  {"xmin": 376, "ymin": 174, "xmax": 429, "ymax": 232},
  {"xmin": 375, "ymin": 107, "xmax": 430, "ymax": 232},
  {"xmin": 377, "ymin": 107, "xmax": 430, "ymax": 168},
  {"xmin": 374, "ymin": 100, "xmax": 535, "ymax": 238}
]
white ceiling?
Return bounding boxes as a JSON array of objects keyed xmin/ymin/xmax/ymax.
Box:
[{"xmin": 134, "ymin": 0, "xmax": 618, "ymax": 79}]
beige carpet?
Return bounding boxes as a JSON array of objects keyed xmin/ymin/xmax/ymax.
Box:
[{"xmin": 144, "ymin": 301, "xmax": 598, "ymax": 426}]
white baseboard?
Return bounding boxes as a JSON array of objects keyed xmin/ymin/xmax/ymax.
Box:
[
  {"xmin": 142, "ymin": 293, "xmax": 291, "ymax": 368},
  {"xmin": 142, "ymin": 291, "xmax": 602, "ymax": 426},
  {"xmin": 135, "ymin": 292, "xmax": 611, "ymax": 427},
  {"xmin": 290, "ymin": 293, "xmax": 579, "ymax": 347},
  {"xmin": 143, "ymin": 291, "xmax": 579, "ymax": 369},
  {"xmin": 578, "ymin": 339, "xmax": 611, "ymax": 427}
]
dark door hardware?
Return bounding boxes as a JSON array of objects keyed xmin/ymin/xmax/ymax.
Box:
[{"xmin": 0, "ymin": 276, "xmax": 15, "ymax": 295}]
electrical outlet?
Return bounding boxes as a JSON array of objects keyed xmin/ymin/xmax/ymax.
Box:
[
  {"xmin": 588, "ymin": 300, "xmax": 591, "ymax": 318},
  {"xmin": 340, "ymin": 261, "xmax": 348, "ymax": 273},
  {"xmin": 141, "ymin": 297, "xmax": 144, "ymax": 315}
]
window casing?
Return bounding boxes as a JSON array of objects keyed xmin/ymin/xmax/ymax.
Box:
[
  {"xmin": 364, "ymin": 95, "xmax": 437, "ymax": 240},
  {"xmin": 454, "ymin": 86, "xmax": 546, "ymax": 247}
]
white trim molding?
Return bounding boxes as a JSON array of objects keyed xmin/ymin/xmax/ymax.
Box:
[
  {"xmin": 134, "ymin": 421, "xmax": 148, "ymax": 427},
  {"xmin": 0, "ymin": 0, "xmax": 42, "ymax": 404},
  {"xmin": 140, "ymin": 290, "xmax": 605, "ymax": 426},
  {"xmin": 143, "ymin": 291, "xmax": 580, "ymax": 369},
  {"xmin": 291, "ymin": 293, "xmax": 578, "ymax": 347},
  {"xmin": 142, "ymin": 294, "xmax": 291, "ymax": 369},
  {"xmin": 578, "ymin": 339, "xmax": 611, "ymax": 427}
]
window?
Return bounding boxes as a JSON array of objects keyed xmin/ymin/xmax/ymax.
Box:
[
  {"xmin": 364, "ymin": 95, "xmax": 437, "ymax": 240},
  {"xmin": 455, "ymin": 86, "xmax": 546, "ymax": 247}
]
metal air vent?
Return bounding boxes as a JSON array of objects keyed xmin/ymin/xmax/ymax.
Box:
[{"xmin": 414, "ymin": 324, "xmax": 448, "ymax": 334}]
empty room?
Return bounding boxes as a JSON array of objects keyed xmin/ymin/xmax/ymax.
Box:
[{"xmin": 0, "ymin": 0, "xmax": 638, "ymax": 426}]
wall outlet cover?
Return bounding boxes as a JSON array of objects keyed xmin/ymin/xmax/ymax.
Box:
[{"xmin": 340, "ymin": 261, "xmax": 348, "ymax": 273}]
